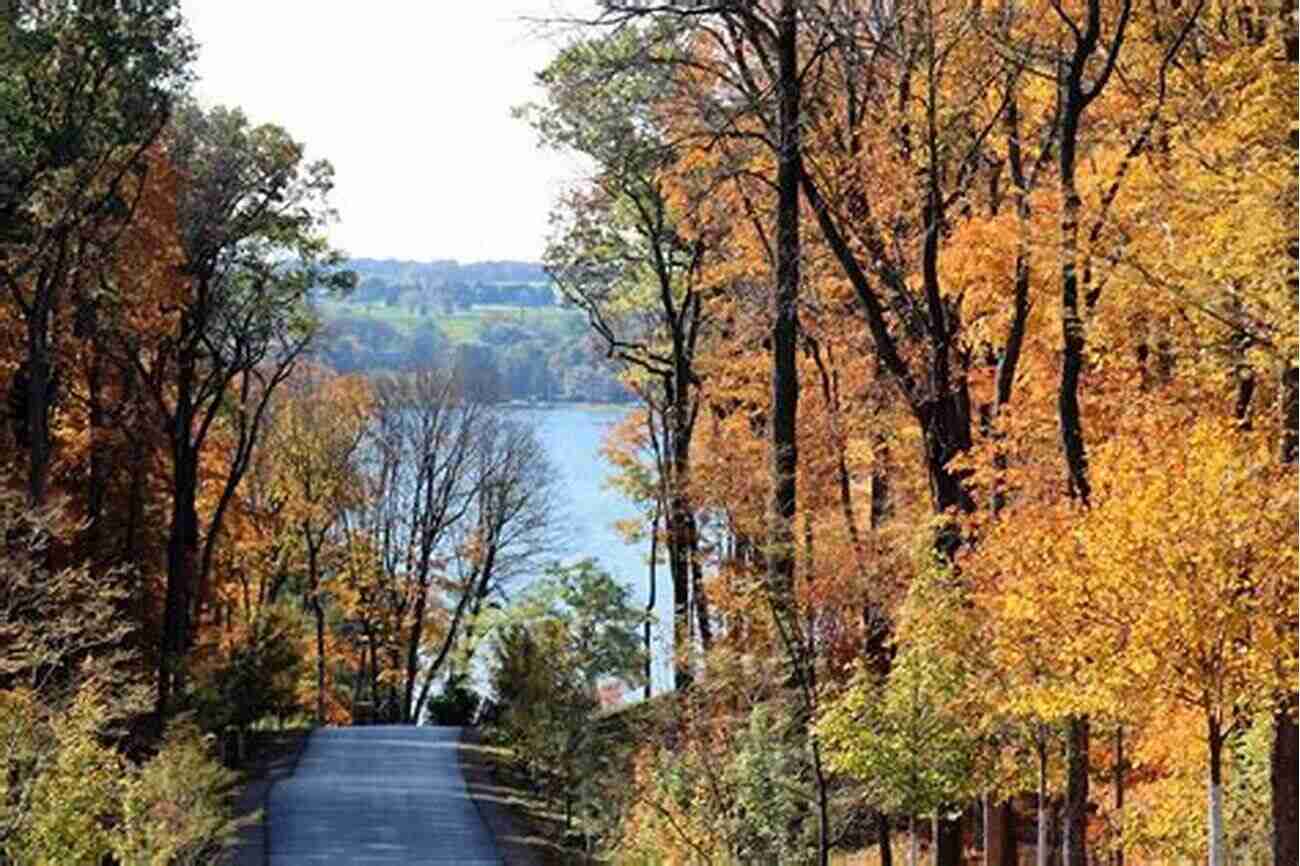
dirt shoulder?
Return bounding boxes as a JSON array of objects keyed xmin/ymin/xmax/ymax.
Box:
[
  {"xmin": 223, "ymin": 728, "xmax": 312, "ymax": 866},
  {"xmin": 456, "ymin": 726, "xmax": 594, "ymax": 866}
]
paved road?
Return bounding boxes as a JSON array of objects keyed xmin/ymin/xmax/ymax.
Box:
[{"xmin": 267, "ymin": 726, "xmax": 502, "ymax": 865}]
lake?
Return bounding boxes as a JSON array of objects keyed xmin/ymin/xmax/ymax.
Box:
[{"xmin": 503, "ymin": 405, "xmax": 674, "ymax": 693}]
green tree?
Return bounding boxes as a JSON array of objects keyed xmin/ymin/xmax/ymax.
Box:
[{"xmin": 488, "ymin": 560, "xmax": 646, "ymax": 829}]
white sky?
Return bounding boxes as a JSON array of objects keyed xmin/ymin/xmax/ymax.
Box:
[{"xmin": 180, "ymin": 2, "xmax": 593, "ymax": 263}]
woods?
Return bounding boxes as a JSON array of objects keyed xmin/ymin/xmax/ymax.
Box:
[
  {"xmin": 0, "ymin": 1, "xmax": 1295, "ymax": 864},
  {"xmin": 523, "ymin": 1, "xmax": 1299, "ymax": 864},
  {"xmin": 0, "ymin": 5, "xmax": 570, "ymax": 862}
]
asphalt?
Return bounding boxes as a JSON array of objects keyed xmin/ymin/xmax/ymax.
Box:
[{"xmin": 267, "ymin": 726, "xmax": 503, "ymax": 865}]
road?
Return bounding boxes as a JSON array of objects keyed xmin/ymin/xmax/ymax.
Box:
[{"xmin": 267, "ymin": 726, "xmax": 502, "ymax": 865}]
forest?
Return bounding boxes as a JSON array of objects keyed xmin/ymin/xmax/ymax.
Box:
[
  {"xmin": 485, "ymin": 1, "xmax": 1300, "ymax": 866},
  {"xmin": 0, "ymin": 1, "xmax": 1295, "ymax": 865},
  {"xmin": 0, "ymin": 4, "xmax": 584, "ymax": 862}
]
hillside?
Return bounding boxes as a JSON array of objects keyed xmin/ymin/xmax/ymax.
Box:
[{"xmin": 312, "ymin": 259, "xmax": 631, "ymax": 404}]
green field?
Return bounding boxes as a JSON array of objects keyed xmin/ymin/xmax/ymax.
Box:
[{"xmin": 317, "ymin": 299, "xmax": 582, "ymax": 344}]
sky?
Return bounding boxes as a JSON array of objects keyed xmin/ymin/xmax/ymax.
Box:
[{"xmin": 180, "ymin": 2, "xmax": 592, "ymax": 263}]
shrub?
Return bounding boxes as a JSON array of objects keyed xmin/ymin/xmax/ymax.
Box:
[{"xmin": 424, "ymin": 683, "xmax": 482, "ymax": 726}]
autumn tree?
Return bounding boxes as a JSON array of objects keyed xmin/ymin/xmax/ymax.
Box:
[
  {"xmin": 0, "ymin": 1, "xmax": 194, "ymax": 506},
  {"xmin": 134, "ymin": 101, "xmax": 353, "ymax": 721},
  {"xmin": 263, "ymin": 368, "xmax": 372, "ymax": 724}
]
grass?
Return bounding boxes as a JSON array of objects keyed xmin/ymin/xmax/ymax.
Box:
[{"xmin": 458, "ymin": 730, "xmax": 598, "ymax": 866}]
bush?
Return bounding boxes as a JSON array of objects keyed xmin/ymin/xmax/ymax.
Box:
[{"xmin": 424, "ymin": 683, "xmax": 481, "ymax": 726}]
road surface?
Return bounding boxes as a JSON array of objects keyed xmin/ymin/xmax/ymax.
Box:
[{"xmin": 267, "ymin": 726, "xmax": 502, "ymax": 865}]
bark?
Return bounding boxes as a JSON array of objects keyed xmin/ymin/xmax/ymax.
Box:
[
  {"xmin": 1037, "ymin": 735, "xmax": 1050, "ymax": 866},
  {"xmin": 1057, "ymin": 95, "xmax": 1091, "ymax": 506},
  {"xmin": 935, "ymin": 812, "xmax": 961, "ymax": 866},
  {"xmin": 767, "ymin": 0, "xmax": 801, "ymax": 633},
  {"xmin": 1112, "ymin": 726, "xmax": 1124, "ymax": 866},
  {"xmin": 1063, "ymin": 716, "xmax": 1090, "ymax": 866},
  {"xmin": 986, "ymin": 796, "xmax": 1017, "ymax": 866},
  {"xmin": 910, "ymin": 815, "xmax": 920, "ymax": 866},
  {"xmin": 312, "ymin": 594, "xmax": 326, "ymax": 725},
  {"xmin": 1270, "ymin": 700, "xmax": 1298, "ymax": 866},
  {"xmin": 307, "ymin": 535, "xmax": 326, "ymax": 725},
  {"xmin": 1207, "ymin": 716, "xmax": 1226, "ymax": 866},
  {"xmin": 646, "ymin": 501, "xmax": 659, "ymax": 701},
  {"xmin": 157, "ymin": 432, "xmax": 199, "ymax": 721},
  {"xmin": 19, "ymin": 258, "xmax": 61, "ymax": 508},
  {"xmin": 879, "ymin": 812, "xmax": 894, "ymax": 866}
]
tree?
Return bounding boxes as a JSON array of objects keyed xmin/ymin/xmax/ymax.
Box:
[
  {"xmin": 489, "ymin": 560, "xmax": 646, "ymax": 830},
  {"xmin": 416, "ymin": 411, "xmax": 562, "ymax": 720},
  {"xmin": 134, "ymin": 101, "xmax": 353, "ymax": 721},
  {"xmin": 264, "ymin": 369, "xmax": 371, "ymax": 724},
  {"xmin": 0, "ymin": 1, "xmax": 194, "ymax": 505},
  {"xmin": 526, "ymin": 28, "xmax": 714, "ymax": 685}
]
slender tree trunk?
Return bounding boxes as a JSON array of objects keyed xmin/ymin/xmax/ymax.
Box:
[
  {"xmin": 158, "ymin": 437, "xmax": 198, "ymax": 721},
  {"xmin": 1063, "ymin": 716, "xmax": 1089, "ymax": 866},
  {"xmin": 307, "ymin": 534, "xmax": 327, "ymax": 725},
  {"xmin": 666, "ymin": 378, "xmax": 694, "ymax": 690},
  {"xmin": 935, "ymin": 811, "xmax": 961, "ymax": 866},
  {"xmin": 986, "ymin": 795, "xmax": 1016, "ymax": 866},
  {"xmin": 313, "ymin": 595, "xmax": 327, "ymax": 725},
  {"xmin": 1112, "ymin": 726, "xmax": 1124, "ymax": 866},
  {"xmin": 1271, "ymin": 700, "xmax": 1298, "ymax": 866},
  {"xmin": 910, "ymin": 815, "xmax": 920, "ymax": 866},
  {"xmin": 1038, "ymin": 735, "xmax": 1050, "ymax": 866},
  {"xmin": 86, "ymin": 351, "xmax": 106, "ymax": 554},
  {"xmin": 646, "ymin": 501, "xmax": 659, "ymax": 701},
  {"xmin": 23, "ymin": 285, "xmax": 55, "ymax": 507},
  {"xmin": 879, "ymin": 812, "xmax": 894, "ymax": 866},
  {"xmin": 403, "ymin": 586, "xmax": 430, "ymax": 723},
  {"xmin": 1207, "ymin": 716, "xmax": 1226, "ymax": 866}
]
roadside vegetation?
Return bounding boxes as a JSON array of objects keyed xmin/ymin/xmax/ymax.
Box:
[
  {"xmin": 481, "ymin": 3, "xmax": 1299, "ymax": 866},
  {"xmin": 0, "ymin": 5, "xmax": 567, "ymax": 864}
]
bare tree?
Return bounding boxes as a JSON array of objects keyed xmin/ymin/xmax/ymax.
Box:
[{"xmin": 414, "ymin": 412, "xmax": 562, "ymax": 722}]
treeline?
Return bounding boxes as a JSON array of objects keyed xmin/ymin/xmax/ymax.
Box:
[
  {"xmin": 344, "ymin": 257, "xmax": 554, "ymax": 309},
  {"xmin": 0, "ymin": 5, "xmax": 571, "ymax": 864},
  {"xmin": 492, "ymin": 3, "xmax": 1299, "ymax": 866},
  {"xmin": 317, "ymin": 303, "xmax": 634, "ymax": 403}
]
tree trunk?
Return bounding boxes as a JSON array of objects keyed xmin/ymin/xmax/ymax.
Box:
[
  {"xmin": 766, "ymin": 0, "xmax": 801, "ymax": 648},
  {"xmin": 157, "ymin": 440, "xmax": 198, "ymax": 721},
  {"xmin": 313, "ymin": 595, "xmax": 327, "ymax": 725},
  {"xmin": 23, "ymin": 291, "xmax": 55, "ymax": 507},
  {"xmin": 1063, "ymin": 716, "xmax": 1089, "ymax": 866},
  {"xmin": 402, "ymin": 574, "xmax": 435, "ymax": 723},
  {"xmin": 646, "ymin": 501, "xmax": 659, "ymax": 701},
  {"xmin": 910, "ymin": 815, "xmax": 920, "ymax": 866},
  {"xmin": 1112, "ymin": 726, "xmax": 1124, "ymax": 866},
  {"xmin": 935, "ymin": 811, "xmax": 961, "ymax": 866},
  {"xmin": 1271, "ymin": 700, "xmax": 1298, "ymax": 866},
  {"xmin": 879, "ymin": 812, "xmax": 894, "ymax": 866},
  {"xmin": 1208, "ymin": 716, "xmax": 1226, "ymax": 866},
  {"xmin": 1037, "ymin": 735, "xmax": 1050, "ymax": 866},
  {"xmin": 667, "ymin": 376, "xmax": 694, "ymax": 690},
  {"xmin": 987, "ymin": 796, "xmax": 1016, "ymax": 866}
]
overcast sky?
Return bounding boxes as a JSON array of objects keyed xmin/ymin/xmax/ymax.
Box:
[{"xmin": 180, "ymin": 2, "xmax": 591, "ymax": 263}]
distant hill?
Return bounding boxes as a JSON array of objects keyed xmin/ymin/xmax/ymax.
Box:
[
  {"xmin": 342, "ymin": 258, "xmax": 554, "ymax": 310},
  {"xmin": 310, "ymin": 258, "xmax": 631, "ymax": 405}
]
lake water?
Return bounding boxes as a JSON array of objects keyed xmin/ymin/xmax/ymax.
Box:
[{"xmin": 503, "ymin": 405, "xmax": 673, "ymax": 693}]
